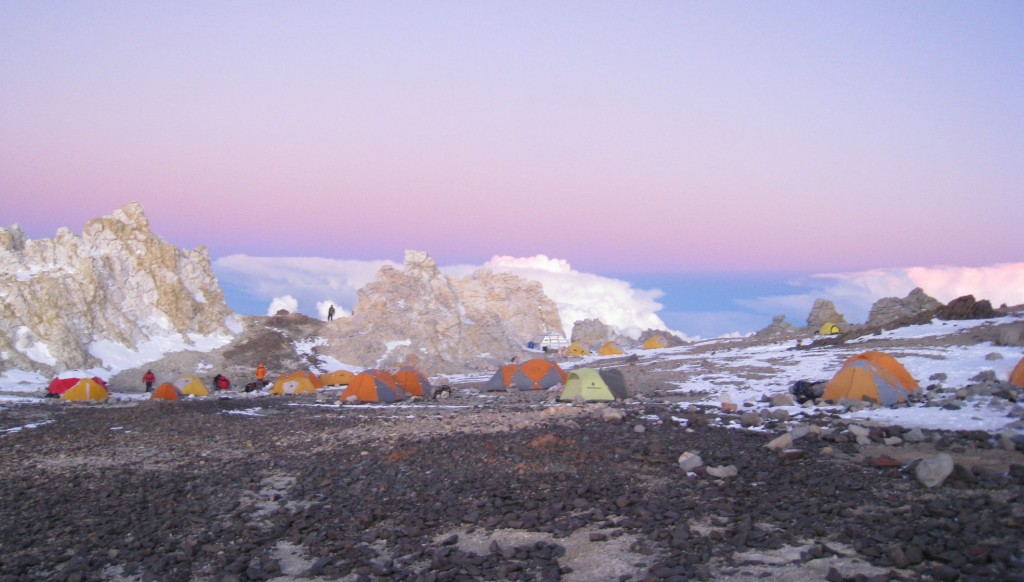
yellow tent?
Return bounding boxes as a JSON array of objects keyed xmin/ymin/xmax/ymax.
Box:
[
  {"xmin": 818, "ymin": 322, "xmax": 841, "ymax": 335},
  {"xmin": 597, "ymin": 341, "xmax": 624, "ymax": 356},
  {"xmin": 321, "ymin": 369, "xmax": 356, "ymax": 386},
  {"xmin": 272, "ymin": 371, "xmax": 321, "ymax": 395},
  {"xmin": 642, "ymin": 337, "xmax": 666, "ymax": 349},
  {"xmin": 565, "ymin": 342, "xmax": 589, "ymax": 357},
  {"xmin": 174, "ymin": 375, "xmax": 210, "ymax": 397},
  {"xmin": 61, "ymin": 378, "xmax": 109, "ymax": 402}
]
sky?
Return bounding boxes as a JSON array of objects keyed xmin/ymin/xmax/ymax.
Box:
[{"xmin": 2, "ymin": 2, "xmax": 1023, "ymax": 336}]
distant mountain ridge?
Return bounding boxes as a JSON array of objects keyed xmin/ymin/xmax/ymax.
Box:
[{"xmin": 0, "ymin": 202, "xmax": 237, "ymax": 374}]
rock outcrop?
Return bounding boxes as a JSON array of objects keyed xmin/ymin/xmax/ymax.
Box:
[
  {"xmin": 0, "ymin": 202, "xmax": 237, "ymax": 374},
  {"xmin": 866, "ymin": 288, "xmax": 942, "ymax": 328},
  {"xmin": 806, "ymin": 298, "xmax": 847, "ymax": 330},
  {"xmin": 755, "ymin": 315, "xmax": 798, "ymax": 338},
  {"xmin": 937, "ymin": 295, "xmax": 996, "ymax": 321},
  {"xmin": 638, "ymin": 329, "xmax": 686, "ymax": 347},
  {"xmin": 570, "ymin": 318, "xmax": 617, "ymax": 348},
  {"xmin": 316, "ymin": 250, "xmax": 564, "ymax": 374}
]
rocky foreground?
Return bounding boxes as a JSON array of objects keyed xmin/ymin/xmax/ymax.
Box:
[{"xmin": 1, "ymin": 388, "xmax": 1022, "ymax": 582}]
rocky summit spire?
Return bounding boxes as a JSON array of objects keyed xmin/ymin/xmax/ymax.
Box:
[{"xmin": 0, "ymin": 202, "xmax": 237, "ymax": 374}]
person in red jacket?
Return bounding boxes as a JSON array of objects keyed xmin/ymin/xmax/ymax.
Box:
[
  {"xmin": 143, "ymin": 370, "xmax": 156, "ymax": 392},
  {"xmin": 213, "ymin": 374, "xmax": 230, "ymax": 391}
]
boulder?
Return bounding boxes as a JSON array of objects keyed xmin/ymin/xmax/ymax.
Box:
[
  {"xmin": 754, "ymin": 315, "xmax": 797, "ymax": 338},
  {"xmin": 706, "ymin": 465, "xmax": 738, "ymax": 478},
  {"xmin": 866, "ymin": 287, "xmax": 942, "ymax": 328},
  {"xmin": 570, "ymin": 318, "xmax": 617, "ymax": 347},
  {"xmin": 678, "ymin": 451, "xmax": 704, "ymax": 472},
  {"xmin": 936, "ymin": 295, "xmax": 996, "ymax": 320},
  {"xmin": 915, "ymin": 453, "xmax": 955, "ymax": 488}
]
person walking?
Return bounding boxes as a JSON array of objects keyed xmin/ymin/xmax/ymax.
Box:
[
  {"xmin": 328, "ymin": 304, "xmax": 336, "ymax": 321},
  {"xmin": 143, "ymin": 370, "xmax": 156, "ymax": 392}
]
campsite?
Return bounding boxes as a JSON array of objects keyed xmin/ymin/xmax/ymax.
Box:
[{"xmin": 2, "ymin": 314, "xmax": 1024, "ymax": 581}]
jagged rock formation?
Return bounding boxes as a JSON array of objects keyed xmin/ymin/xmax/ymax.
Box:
[
  {"xmin": 755, "ymin": 315, "xmax": 798, "ymax": 338},
  {"xmin": 316, "ymin": 250, "xmax": 564, "ymax": 374},
  {"xmin": 866, "ymin": 288, "xmax": 942, "ymax": 328},
  {"xmin": 938, "ymin": 295, "xmax": 996, "ymax": 321},
  {"xmin": 570, "ymin": 318, "xmax": 618, "ymax": 348},
  {"xmin": 0, "ymin": 202, "xmax": 237, "ymax": 374},
  {"xmin": 806, "ymin": 299, "xmax": 847, "ymax": 330}
]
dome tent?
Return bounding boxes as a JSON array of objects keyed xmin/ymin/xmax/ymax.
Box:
[
  {"xmin": 513, "ymin": 359, "xmax": 567, "ymax": 390},
  {"xmin": 537, "ymin": 333, "xmax": 570, "ymax": 351},
  {"xmin": 597, "ymin": 341, "xmax": 624, "ymax": 356},
  {"xmin": 842, "ymin": 351, "xmax": 918, "ymax": 390},
  {"xmin": 151, "ymin": 383, "xmax": 184, "ymax": 401},
  {"xmin": 565, "ymin": 342, "xmax": 589, "ymax": 357},
  {"xmin": 271, "ymin": 371, "xmax": 322, "ymax": 395},
  {"xmin": 559, "ymin": 368, "xmax": 628, "ymax": 402},
  {"xmin": 823, "ymin": 360, "xmax": 912, "ymax": 406},
  {"xmin": 395, "ymin": 367, "xmax": 433, "ymax": 397},
  {"xmin": 61, "ymin": 378, "xmax": 109, "ymax": 402},
  {"xmin": 818, "ymin": 322, "xmax": 841, "ymax": 335},
  {"xmin": 321, "ymin": 369, "xmax": 355, "ymax": 386},
  {"xmin": 174, "ymin": 375, "xmax": 209, "ymax": 397},
  {"xmin": 340, "ymin": 370, "xmax": 405, "ymax": 403}
]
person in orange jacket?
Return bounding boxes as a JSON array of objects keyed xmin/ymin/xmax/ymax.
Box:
[
  {"xmin": 256, "ymin": 362, "xmax": 267, "ymax": 384},
  {"xmin": 143, "ymin": 370, "xmax": 156, "ymax": 392}
]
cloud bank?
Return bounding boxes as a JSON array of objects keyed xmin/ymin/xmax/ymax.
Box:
[
  {"xmin": 740, "ymin": 263, "xmax": 1024, "ymax": 325},
  {"xmin": 214, "ymin": 254, "xmax": 1024, "ymax": 338}
]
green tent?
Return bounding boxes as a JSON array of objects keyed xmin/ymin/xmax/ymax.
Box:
[{"xmin": 559, "ymin": 367, "xmax": 628, "ymax": 402}]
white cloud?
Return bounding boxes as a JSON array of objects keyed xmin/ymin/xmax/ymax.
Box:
[
  {"xmin": 267, "ymin": 295, "xmax": 298, "ymax": 315},
  {"xmin": 740, "ymin": 262, "xmax": 1024, "ymax": 324},
  {"xmin": 475, "ymin": 255, "xmax": 677, "ymax": 339}
]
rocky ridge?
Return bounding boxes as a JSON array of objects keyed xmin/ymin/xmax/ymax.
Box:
[
  {"xmin": 0, "ymin": 203, "xmax": 236, "ymax": 375},
  {"xmin": 315, "ymin": 250, "xmax": 565, "ymax": 374}
]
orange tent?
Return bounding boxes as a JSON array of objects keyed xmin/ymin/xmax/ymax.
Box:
[
  {"xmin": 515, "ymin": 359, "xmax": 568, "ymax": 390},
  {"xmin": 823, "ymin": 360, "xmax": 912, "ymax": 406},
  {"xmin": 1011, "ymin": 356, "xmax": 1024, "ymax": 387},
  {"xmin": 151, "ymin": 383, "xmax": 183, "ymax": 401},
  {"xmin": 484, "ymin": 364, "xmax": 520, "ymax": 392},
  {"xmin": 395, "ymin": 367, "xmax": 433, "ymax": 397},
  {"xmin": 842, "ymin": 351, "xmax": 918, "ymax": 390},
  {"xmin": 340, "ymin": 370, "xmax": 405, "ymax": 403},
  {"xmin": 61, "ymin": 378, "xmax": 109, "ymax": 402},
  {"xmin": 321, "ymin": 369, "xmax": 355, "ymax": 386}
]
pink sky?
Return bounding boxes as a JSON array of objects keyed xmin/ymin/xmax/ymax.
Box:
[{"xmin": 2, "ymin": 2, "xmax": 1022, "ymax": 274}]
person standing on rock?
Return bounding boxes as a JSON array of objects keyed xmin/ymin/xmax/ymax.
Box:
[
  {"xmin": 328, "ymin": 304, "xmax": 336, "ymax": 321},
  {"xmin": 256, "ymin": 362, "xmax": 267, "ymax": 385},
  {"xmin": 143, "ymin": 370, "xmax": 156, "ymax": 392}
]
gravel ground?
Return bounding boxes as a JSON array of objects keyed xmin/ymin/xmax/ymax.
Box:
[{"xmin": 1, "ymin": 387, "xmax": 1023, "ymax": 582}]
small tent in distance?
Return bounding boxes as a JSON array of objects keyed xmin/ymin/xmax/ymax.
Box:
[
  {"xmin": 395, "ymin": 368, "xmax": 433, "ymax": 398},
  {"xmin": 272, "ymin": 371, "xmax": 322, "ymax": 395},
  {"xmin": 597, "ymin": 342, "xmax": 624, "ymax": 356},
  {"xmin": 61, "ymin": 378, "xmax": 109, "ymax": 402},
  {"xmin": 321, "ymin": 369, "xmax": 355, "ymax": 386},
  {"xmin": 642, "ymin": 337, "xmax": 666, "ymax": 349},
  {"xmin": 151, "ymin": 383, "xmax": 184, "ymax": 401},
  {"xmin": 565, "ymin": 342, "xmax": 589, "ymax": 357},
  {"xmin": 340, "ymin": 370, "xmax": 405, "ymax": 403},
  {"xmin": 818, "ymin": 322, "xmax": 841, "ymax": 335},
  {"xmin": 174, "ymin": 375, "xmax": 210, "ymax": 397}
]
